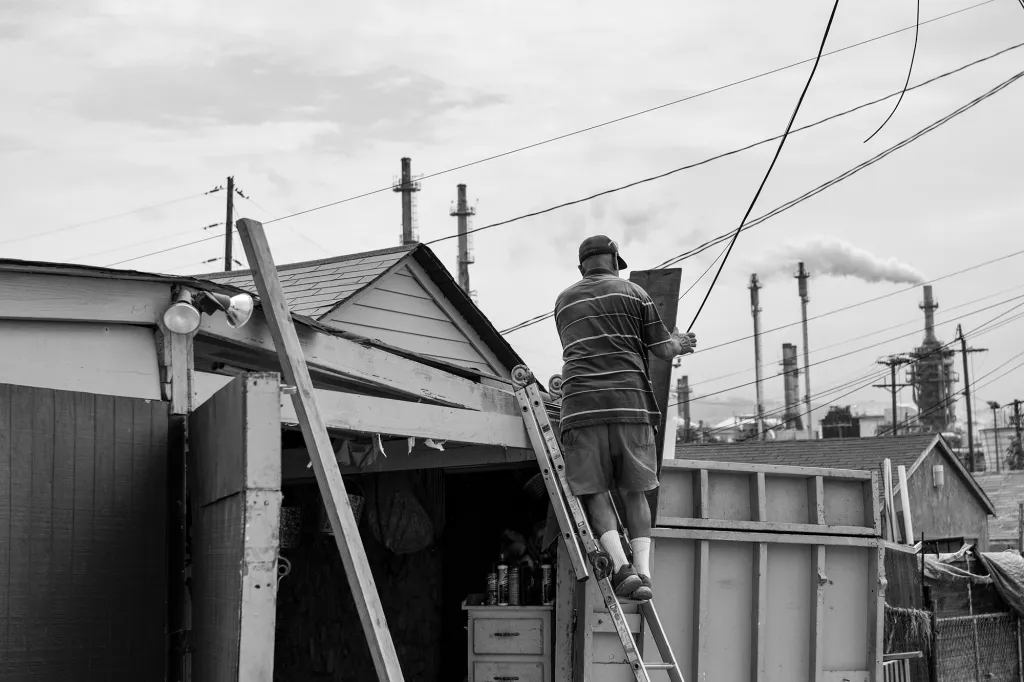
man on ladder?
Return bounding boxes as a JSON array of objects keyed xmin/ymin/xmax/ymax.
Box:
[{"xmin": 554, "ymin": 235, "xmax": 697, "ymax": 602}]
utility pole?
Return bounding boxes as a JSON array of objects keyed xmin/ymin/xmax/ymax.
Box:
[
  {"xmin": 988, "ymin": 401, "xmax": 1002, "ymax": 473},
  {"xmin": 796, "ymin": 263, "xmax": 813, "ymax": 434},
  {"xmin": 450, "ymin": 184, "xmax": 476, "ymax": 296},
  {"xmin": 224, "ymin": 176, "xmax": 235, "ymax": 271},
  {"xmin": 957, "ymin": 324, "xmax": 986, "ymax": 473},
  {"xmin": 393, "ymin": 157, "xmax": 421, "ymax": 245},
  {"xmin": 1014, "ymin": 399, "xmax": 1023, "ymax": 444},
  {"xmin": 875, "ymin": 355, "xmax": 912, "ymax": 436},
  {"xmin": 749, "ymin": 274, "xmax": 766, "ymax": 440}
]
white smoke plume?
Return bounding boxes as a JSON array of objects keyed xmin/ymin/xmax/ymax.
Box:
[{"xmin": 758, "ymin": 237, "xmax": 925, "ymax": 285}]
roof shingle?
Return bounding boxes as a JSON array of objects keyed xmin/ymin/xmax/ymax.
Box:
[{"xmin": 198, "ymin": 244, "xmax": 413, "ymax": 319}]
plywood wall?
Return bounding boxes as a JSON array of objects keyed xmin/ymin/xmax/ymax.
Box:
[
  {"xmin": 909, "ymin": 450, "xmax": 990, "ymax": 550},
  {"xmin": 0, "ymin": 383, "xmax": 168, "ymax": 680}
]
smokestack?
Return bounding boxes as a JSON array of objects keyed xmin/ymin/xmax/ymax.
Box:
[
  {"xmin": 750, "ymin": 274, "xmax": 766, "ymax": 440},
  {"xmin": 393, "ymin": 157, "xmax": 421, "ymax": 245},
  {"xmin": 451, "ymin": 183, "xmax": 476, "ymax": 297},
  {"xmin": 921, "ymin": 285, "xmax": 938, "ymax": 344},
  {"xmin": 678, "ymin": 375, "xmax": 692, "ymax": 443},
  {"xmin": 781, "ymin": 343, "xmax": 804, "ymax": 430},
  {"xmin": 796, "ymin": 262, "xmax": 812, "ymax": 435}
]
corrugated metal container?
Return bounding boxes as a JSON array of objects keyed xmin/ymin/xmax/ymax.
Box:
[{"xmin": 580, "ymin": 459, "xmax": 884, "ymax": 682}]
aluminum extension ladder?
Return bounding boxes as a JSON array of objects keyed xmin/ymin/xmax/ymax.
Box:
[{"xmin": 511, "ymin": 365, "xmax": 684, "ymax": 682}]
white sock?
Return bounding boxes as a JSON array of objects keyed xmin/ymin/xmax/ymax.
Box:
[
  {"xmin": 631, "ymin": 537, "xmax": 652, "ymax": 578},
  {"xmin": 600, "ymin": 530, "xmax": 628, "ymax": 571}
]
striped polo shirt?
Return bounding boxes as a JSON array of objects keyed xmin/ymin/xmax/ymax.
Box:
[{"xmin": 554, "ymin": 268, "xmax": 673, "ymax": 431}]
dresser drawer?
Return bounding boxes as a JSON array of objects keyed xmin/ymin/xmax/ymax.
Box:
[
  {"xmin": 473, "ymin": 616, "xmax": 545, "ymax": 655},
  {"xmin": 472, "ymin": 660, "xmax": 545, "ymax": 682}
]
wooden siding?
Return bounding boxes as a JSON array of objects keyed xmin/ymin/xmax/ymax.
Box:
[
  {"xmin": 0, "ymin": 384, "xmax": 168, "ymax": 680},
  {"xmin": 323, "ymin": 264, "xmax": 498, "ymax": 375},
  {"xmin": 0, "ymin": 320, "xmax": 162, "ymax": 401},
  {"xmin": 908, "ymin": 449, "xmax": 990, "ymax": 549}
]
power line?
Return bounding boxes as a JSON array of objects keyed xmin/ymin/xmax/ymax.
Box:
[
  {"xmin": 2, "ymin": 191, "xmax": 213, "ymax": 248},
  {"xmin": 438, "ymin": 40, "xmax": 1024, "ymax": 254},
  {"xmin": 499, "ymin": 57, "xmax": 1024, "ymax": 334},
  {"xmin": 99, "ymin": 42, "xmax": 1024, "ymax": 274},
  {"xmin": 686, "ymin": 0, "xmax": 840, "ymax": 331},
  {"xmin": 685, "ymin": 284, "xmax": 1024, "ymax": 391},
  {"xmin": 864, "ymin": 0, "xmax": 921, "ymax": 142},
  {"xmin": 242, "ymin": 0, "xmax": 996, "ymax": 228}
]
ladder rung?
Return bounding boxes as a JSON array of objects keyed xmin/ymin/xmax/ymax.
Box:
[{"xmin": 644, "ymin": 663, "xmax": 675, "ymax": 671}]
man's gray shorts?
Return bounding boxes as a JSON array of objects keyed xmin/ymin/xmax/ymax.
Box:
[{"xmin": 560, "ymin": 423, "xmax": 659, "ymax": 496}]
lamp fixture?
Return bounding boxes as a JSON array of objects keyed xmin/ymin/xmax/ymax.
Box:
[{"xmin": 162, "ymin": 287, "xmax": 255, "ymax": 335}]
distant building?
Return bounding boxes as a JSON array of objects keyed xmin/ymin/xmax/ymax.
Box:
[{"xmin": 677, "ymin": 434, "xmax": 996, "ymax": 549}]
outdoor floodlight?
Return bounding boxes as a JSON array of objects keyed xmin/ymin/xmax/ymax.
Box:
[
  {"xmin": 162, "ymin": 287, "xmax": 255, "ymax": 335},
  {"xmin": 163, "ymin": 288, "xmax": 202, "ymax": 335}
]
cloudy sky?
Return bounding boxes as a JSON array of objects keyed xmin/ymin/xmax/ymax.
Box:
[{"xmin": 3, "ymin": 0, "xmax": 1023, "ymax": 430}]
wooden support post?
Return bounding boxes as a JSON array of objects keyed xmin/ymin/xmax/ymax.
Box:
[
  {"xmin": 751, "ymin": 472, "xmax": 767, "ymax": 523},
  {"xmin": 554, "ymin": 538, "xmax": 575, "ymax": 682},
  {"xmin": 810, "ymin": 545, "xmax": 826, "ymax": 682},
  {"xmin": 156, "ymin": 320, "xmax": 194, "ymax": 416},
  {"xmin": 808, "ymin": 475, "xmax": 826, "ymax": 526},
  {"xmin": 694, "ymin": 469, "xmax": 710, "ymax": 519},
  {"xmin": 693, "ymin": 539, "xmax": 710, "ymax": 682},
  {"xmin": 235, "ymin": 219, "xmax": 405, "ymax": 682},
  {"xmin": 751, "ymin": 542, "xmax": 767, "ymax": 682},
  {"xmin": 869, "ymin": 541, "xmax": 886, "ymax": 682},
  {"xmin": 1018, "ymin": 503, "xmax": 1023, "ymax": 554},
  {"xmin": 897, "ymin": 465, "xmax": 914, "ymax": 545}
]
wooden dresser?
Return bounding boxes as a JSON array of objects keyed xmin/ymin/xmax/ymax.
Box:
[{"xmin": 462, "ymin": 596, "xmax": 554, "ymax": 682}]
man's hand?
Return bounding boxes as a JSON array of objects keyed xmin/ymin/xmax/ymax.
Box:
[{"xmin": 671, "ymin": 328, "xmax": 697, "ymax": 356}]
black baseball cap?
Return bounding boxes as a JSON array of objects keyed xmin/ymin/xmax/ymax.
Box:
[{"xmin": 578, "ymin": 235, "xmax": 628, "ymax": 269}]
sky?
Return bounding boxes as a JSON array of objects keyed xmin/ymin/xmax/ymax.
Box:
[{"xmin": 2, "ymin": 0, "xmax": 1023, "ymax": 430}]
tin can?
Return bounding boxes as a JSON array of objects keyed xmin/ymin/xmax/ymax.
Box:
[
  {"xmin": 486, "ymin": 572, "xmax": 498, "ymax": 606},
  {"xmin": 497, "ymin": 564, "xmax": 509, "ymax": 606},
  {"xmin": 509, "ymin": 567, "xmax": 521, "ymax": 606},
  {"xmin": 541, "ymin": 564, "xmax": 554, "ymax": 605}
]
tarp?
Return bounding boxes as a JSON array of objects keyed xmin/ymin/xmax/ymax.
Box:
[
  {"xmin": 976, "ymin": 550, "xmax": 1024, "ymax": 618},
  {"xmin": 922, "ymin": 544, "xmax": 992, "ymax": 584}
]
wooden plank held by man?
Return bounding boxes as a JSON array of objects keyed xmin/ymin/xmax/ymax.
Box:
[{"xmin": 235, "ymin": 218, "xmax": 405, "ymax": 682}]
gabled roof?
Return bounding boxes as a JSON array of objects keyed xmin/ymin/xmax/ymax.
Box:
[
  {"xmin": 199, "ymin": 245, "xmax": 413, "ymax": 318},
  {"xmin": 197, "ymin": 242, "xmax": 525, "ymax": 373},
  {"xmin": 676, "ymin": 433, "xmax": 997, "ymax": 515},
  {"xmin": 973, "ymin": 472, "xmax": 1024, "ymax": 540}
]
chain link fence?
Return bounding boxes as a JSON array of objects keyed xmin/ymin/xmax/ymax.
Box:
[{"xmin": 934, "ymin": 613, "xmax": 1021, "ymax": 682}]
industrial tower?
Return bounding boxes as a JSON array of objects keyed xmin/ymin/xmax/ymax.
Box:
[
  {"xmin": 450, "ymin": 184, "xmax": 476, "ymax": 299},
  {"xmin": 393, "ymin": 157, "xmax": 421, "ymax": 245},
  {"xmin": 907, "ymin": 285, "xmax": 958, "ymax": 433}
]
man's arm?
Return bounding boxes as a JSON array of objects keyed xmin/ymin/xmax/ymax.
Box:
[{"xmin": 649, "ymin": 328, "xmax": 697, "ymax": 361}]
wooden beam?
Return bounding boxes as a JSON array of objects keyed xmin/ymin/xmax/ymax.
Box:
[
  {"xmin": 0, "ymin": 270, "xmax": 171, "ymax": 324},
  {"xmin": 693, "ymin": 469, "xmax": 710, "ymax": 519},
  {"xmin": 156, "ymin": 323, "xmax": 194, "ymax": 415},
  {"xmin": 656, "ymin": 516, "xmax": 876, "ymax": 538},
  {"xmin": 282, "ymin": 444, "xmax": 535, "ymax": 480},
  {"xmin": 652, "ymin": 527, "xmax": 879, "ymax": 548},
  {"xmin": 869, "ymin": 542, "xmax": 886, "ymax": 682},
  {"xmin": 810, "ymin": 545, "xmax": 826, "ymax": 682},
  {"xmin": 199, "ymin": 301, "xmax": 518, "ymax": 415},
  {"xmin": 279, "ymin": 388, "xmax": 530, "ymax": 449},
  {"xmin": 751, "ymin": 472, "xmax": 767, "ymax": 522},
  {"xmin": 693, "ymin": 539, "xmax": 710, "ymax": 682},
  {"xmin": 809, "ymin": 476, "xmax": 826, "ymax": 525},
  {"xmin": 751, "ymin": 542, "xmax": 767, "ymax": 682},
  {"xmin": 236, "ymin": 218, "xmax": 404, "ymax": 682},
  {"xmin": 666, "ymin": 458, "xmax": 871, "ymax": 481},
  {"xmin": 554, "ymin": 538, "xmax": 575, "ymax": 682}
]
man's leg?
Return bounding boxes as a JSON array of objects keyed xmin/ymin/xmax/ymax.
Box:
[
  {"xmin": 562, "ymin": 426, "xmax": 641, "ymax": 597},
  {"xmin": 613, "ymin": 423, "xmax": 660, "ymax": 600}
]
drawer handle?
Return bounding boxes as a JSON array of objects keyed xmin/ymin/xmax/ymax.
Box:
[
  {"xmin": 493, "ymin": 677, "xmax": 519, "ymax": 681},
  {"xmin": 493, "ymin": 632, "xmax": 520, "ymax": 637}
]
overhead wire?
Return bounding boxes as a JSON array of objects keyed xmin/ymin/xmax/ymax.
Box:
[
  {"xmin": 686, "ymin": 0, "xmax": 840, "ymax": 330},
  {"xmin": 864, "ymin": 0, "xmax": 921, "ymax": 142},
  {"xmin": 242, "ymin": 0, "xmax": 996, "ymax": 228},
  {"xmin": 498, "ymin": 54, "xmax": 1024, "ymax": 334},
  {"xmin": 684, "ymin": 284, "xmax": 1024, "ymax": 391},
  {"xmin": 97, "ymin": 42, "xmax": 1024, "ymax": 274}
]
